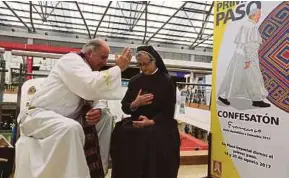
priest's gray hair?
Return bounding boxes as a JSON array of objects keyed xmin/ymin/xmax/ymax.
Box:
[
  {"xmin": 248, "ymin": 8, "xmax": 260, "ymax": 17},
  {"xmin": 81, "ymin": 39, "xmax": 102, "ymax": 53}
]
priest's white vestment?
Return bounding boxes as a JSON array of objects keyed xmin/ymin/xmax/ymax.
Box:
[
  {"xmin": 15, "ymin": 53, "xmax": 122, "ymax": 178},
  {"xmin": 93, "ymin": 100, "xmax": 113, "ymax": 175}
]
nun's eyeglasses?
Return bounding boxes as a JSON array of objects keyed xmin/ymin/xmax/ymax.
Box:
[{"xmin": 136, "ymin": 61, "xmax": 152, "ymax": 68}]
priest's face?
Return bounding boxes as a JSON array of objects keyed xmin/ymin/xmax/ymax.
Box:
[
  {"xmin": 255, "ymin": 10, "xmax": 261, "ymax": 23},
  {"xmin": 87, "ymin": 44, "xmax": 110, "ymax": 71},
  {"xmin": 136, "ymin": 52, "xmax": 157, "ymax": 75},
  {"xmin": 251, "ymin": 9, "xmax": 261, "ymax": 23}
]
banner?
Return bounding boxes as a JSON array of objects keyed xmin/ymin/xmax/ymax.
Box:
[{"xmin": 211, "ymin": 1, "xmax": 289, "ymax": 178}]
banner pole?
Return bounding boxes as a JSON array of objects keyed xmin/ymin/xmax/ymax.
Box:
[{"xmin": 202, "ymin": 132, "xmax": 212, "ymax": 178}]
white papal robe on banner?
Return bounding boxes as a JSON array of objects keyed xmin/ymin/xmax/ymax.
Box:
[
  {"xmin": 15, "ymin": 53, "xmax": 122, "ymax": 178},
  {"xmin": 218, "ymin": 19, "xmax": 268, "ymax": 101}
]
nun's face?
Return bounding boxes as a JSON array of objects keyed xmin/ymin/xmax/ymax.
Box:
[{"xmin": 136, "ymin": 52, "xmax": 157, "ymax": 75}]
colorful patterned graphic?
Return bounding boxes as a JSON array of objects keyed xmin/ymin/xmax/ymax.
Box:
[{"xmin": 259, "ymin": 1, "xmax": 289, "ymax": 113}]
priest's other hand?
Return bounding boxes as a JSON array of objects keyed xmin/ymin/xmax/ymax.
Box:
[
  {"xmin": 132, "ymin": 89, "xmax": 154, "ymax": 108},
  {"xmin": 86, "ymin": 108, "xmax": 102, "ymax": 125},
  {"xmin": 244, "ymin": 61, "xmax": 251, "ymax": 69},
  {"xmin": 115, "ymin": 47, "xmax": 132, "ymax": 71},
  {"xmin": 132, "ymin": 115, "xmax": 155, "ymax": 128}
]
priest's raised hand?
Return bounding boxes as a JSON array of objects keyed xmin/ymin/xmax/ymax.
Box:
[{"xmin": 115, "ymin": 47, "xmax": 132, "ymax": 71}]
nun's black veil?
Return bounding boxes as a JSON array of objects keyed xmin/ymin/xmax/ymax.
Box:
[{"xmin": 136, "ymin": 45, "xmax": 168, "ymax": 74}]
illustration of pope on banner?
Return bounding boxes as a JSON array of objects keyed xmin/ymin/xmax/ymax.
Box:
[{"xmin": 217, "ymin": 8, "xmax": 271, "ymax": 108}]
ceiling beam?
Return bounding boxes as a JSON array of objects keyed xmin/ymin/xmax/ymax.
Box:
[
  {"xmin": 0, "ymin": 4, "xmax": 214, "ymax": 30},
  {"xmin": 146, "ymin": 2, "xmax": 187, "ymax": 43},
  {"xmin": 29, "ymin": 1, "xmax": 36, "ymax": 32},
  {"xmin": 183, "ymin": 10, "xmax": 198, "ymax": 33},
  {"xmin": 3, "ymin": 1, "xmax": 32, "ymax": 32},
  {"xmin": 186, "ymin": 1, "xmax": 211, "ymax": 7},
  {"xmin": 116, "ymin": 2, "xmax": 131, "ymax": 27},
  {"xmin": 93, "ymin": 1, "xmax": 112, "ymax": 38},
  {"xmin": 182, "ymin": 7, "xmax": 208, "ymax": 14},
  {"xmin": 131, "ymin": 1, "xmax": 150, "ymax": 31},
  {"xmin": 0, "ymin": 14, "xmax": 213, "ymax": 40},
  {"xmin": 75, "ymin": 1, "xmax": 91, "ymax": 39},
  {"xmin": 32, "ymin": 4, "xmax": 44, "ymax": 20},
  {"xmin": 199, "ymin": 2, "xmax": 214, "ymax": 40},
  {"xmin": 2, "ymin": 20, "xmax": 200, "ymax": 45},
  {"xmin": 190, "ymin": 2, "xmax": 214, "ymax": 48},
  {"xmin": 9, "ymin": 1, "xmax": 215, "ymax": 24},
  {"xmin": 79, "ymin": 1, "xmax": 210, "ymax": 15},
  {"xmin": 39, "ymin": 1, "xmax": 45, "ymax": 19},
  {"xmin": 0, "ymin": 27, "xmax": 213, "ymax": 55},
  {"xmin": 45, "ymin": 2, "xmax": 61, "ymax": 19},
  {"xmin": 142, "ymin": 1, "xmax": 148, "ymax": 44},
  {"xmin": 190, "ymin": 34, "xmax": 213, "ymax": 49}
]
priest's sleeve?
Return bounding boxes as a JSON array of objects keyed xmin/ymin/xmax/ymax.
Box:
[
  {"xmin": 56, "ymin": 54, "xmax": 122, "ymax": 101},
  {"xmin": 153, "ymin": 79, "xmax": 176, "ymax": 125}
]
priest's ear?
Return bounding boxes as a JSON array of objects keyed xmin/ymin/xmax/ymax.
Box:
[{"xmin": 84, "ymin": 49, "xmax": 93, "ymax": 59}]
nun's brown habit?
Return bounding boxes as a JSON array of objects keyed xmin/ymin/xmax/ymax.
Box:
[{"xmin": 110, "ymin": 46, "xmax": 180, "ymax": 178}]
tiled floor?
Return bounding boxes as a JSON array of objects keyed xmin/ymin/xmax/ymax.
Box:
[
  {"xmin": 178, "ymin": 165, "xmax": 208, "ymax": 178},
  {"xmin": 105, "ymin": 165, "xmax": 208, "ymax": 178}
]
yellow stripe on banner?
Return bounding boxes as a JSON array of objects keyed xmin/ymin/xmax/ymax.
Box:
[{"xmin": 211, "ymin": 1, "xmax": 241, "ymax": 178}]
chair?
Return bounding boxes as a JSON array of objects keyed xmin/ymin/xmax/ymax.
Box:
[
  {"xmin": 1, "ymin": 78, "xmax": 46, "ymax": 178},
  {"xmin": 0, "ymin": 135, "xmax": 14, "ymax": 178},
  {"xmin": 19, "ymin": 78, "xmax": 46, "ymax": 120}
]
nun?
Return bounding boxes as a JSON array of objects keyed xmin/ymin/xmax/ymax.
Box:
[{"xmin": 110, "ymin": 46, "xmax": 180, "ymax": 178}]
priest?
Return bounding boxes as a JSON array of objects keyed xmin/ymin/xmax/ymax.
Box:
[{"xmin": 15, "ymin": 39, "xmax": 132, "ymax": 178}]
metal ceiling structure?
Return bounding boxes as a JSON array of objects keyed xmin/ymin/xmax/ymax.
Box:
[{"xmin": 0, "ymin": 1, "xmax": 214, "ymax": 49}]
